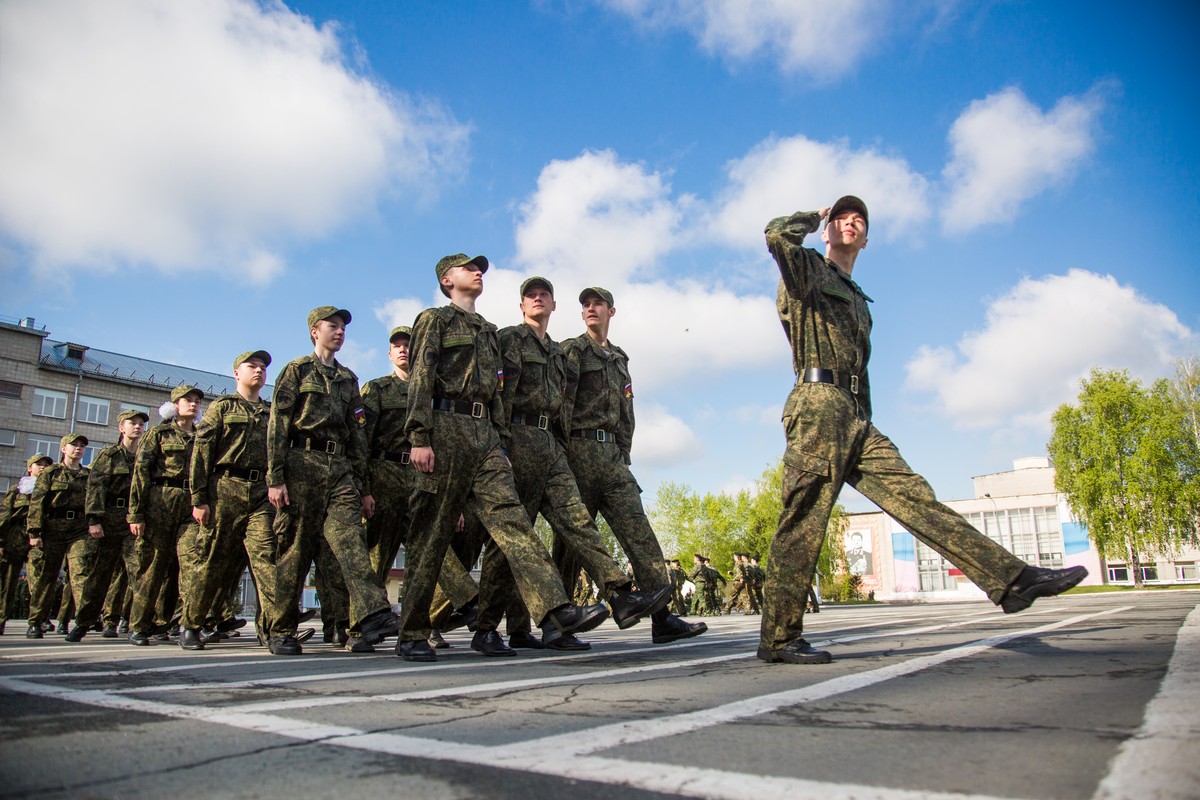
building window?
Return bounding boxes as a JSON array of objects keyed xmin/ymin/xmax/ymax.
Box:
[
  {"xmin": 120, "ymin": 402, "xmax": 151, "ymax": 419},
  {"xmin": 26, "ymin": 434, "xmax": 58, "ymax": 461},
  {"xmin": 1175, "ymin": 562, "xmax": 1198, "ymax": 582},
  {"xmin": 76, "ymin": 395, "xmax": 110, "ymax": 426},
  {"xmin": 0, "ymin": 477, "xmax": 10, "ymax": 493},
  {"xmin": 82, "ymin": 442, "xmax": 106, "ymax": 467},
  {"xmin": 1140, "ymin": 566, "xmax": 1159, "ymax": 582},
  {"xmin": 0, "ymin": 380, "xmax": 21, "ymax": 398},
  {"xmin": 0, "ymin": 429, "xmax": 16, "ymax": 447},
  {"xmin": 1108, "ymin": 565, "xmax": 1130, "ymax": 583},
  {"xmin": 32, "ymin": 388, "xmax": 68, "ymax": 418}
]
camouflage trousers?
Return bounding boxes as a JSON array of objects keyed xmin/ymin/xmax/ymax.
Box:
[
  {"xmin": 400, "ymin": 413, "xmax": 568, "ymax": 643},
  {"xmin": 761, "ymin": 384, "xmax": 1027, "ymax": 652},
  {"xmin": 477, "ymin": 425, "xmax": 629, "ymax": 633},
  {"xmin": 429, "ymin": 516, "xmax": 488, "ymax": 629},
  {"xmin": 671, "ymin": 582, "xmax": 686, "ymax": 616},
  {"xmin": 130, "ymin": 485, "xmax": 198, "ymax": 634},
  {"xmin": 73, "ymin": 526, "xmax": 138, "ymax": 630},
  {"xmin": 0, "ymin": 541, "xmax": 31, "ymax": 625},
  {"xmin": 729, "ymin": 580, "xmax": 758, "ymax": 613},
  {"xmin": 272, "ymin": 450, "xmax": 389, "ymax": 638},
  {"xmin": 180, "ymin": 474, "xmax": 276, "ymax": 632},
  {"xmin": 691, "ymin": 582, "xmax": 711, "ymax": 615},
  {"xmin": 27, "ymin": 528, "xmax": 90, "ymax": 626},
  {"xmin": 365, "ymin": 459, "xmax": 413, "ymax": 588},
  {"xmin": 559, "ymin": 438, "xmax": 669, "ymax": 595}
]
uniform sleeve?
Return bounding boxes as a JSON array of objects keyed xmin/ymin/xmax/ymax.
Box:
[
  {"xmin": 27, "ymin": 469, "xmax": 52, "ymax": 539},
  {"xmin": 127, "ymin": 428, "xmax": 159, "ymax": 524},
  {"xmin": 85, "ymin": 448, "xmax": 112, "ymax": 523},
  {"xmin": 560, "ymin": 337, "xmax": 581, "ymax": 435},
  {"xmin": 0, "ymin": 488, "xmax": 16, "ymax": 545},
  {"xmin": 344, "ymin": 377, "xmax": 370, "ymax": 492},
  {"xmin": 765, "ymin": 211, "xmax": 823, "ymax": 300},
  {"xmin": 496, "ymin": 327, "xmax": 523, "ymax": 452},
  {"xmin": 404, "ymin": 310, "xmax": 442, "ymax": 449},
  {"xmin": 267, "ymin": 362, "xmax": 300, "ymax": 486},
  {"xmin": 190, "ymin": 400, "xmax": 224, "ymax": 506},
  {"xmin": 617, "ymin": 350, "xmax": 635, "ymax": 465},
  {"xmin": 359, "ymin": 381, "xmax": 382, "ymax": 497}
]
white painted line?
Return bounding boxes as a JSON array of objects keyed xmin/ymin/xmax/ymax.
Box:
[{"xmin": 1093, "ymin": 602, "xmax": 1200, "ymax": 800}]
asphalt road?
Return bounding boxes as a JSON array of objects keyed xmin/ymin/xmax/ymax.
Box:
[{"xmin": 1, "ymin": 591, "xmax": 1197, "ymax": 800}]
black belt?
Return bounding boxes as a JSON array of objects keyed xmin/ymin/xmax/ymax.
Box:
[
  {"xmin": 372, "ymin": 447, "xmax": 411, "ymax": 465},
  {"xmin": 802, "ymin": 368, "xmax": 860, "ymax": 395},
  {"xmin": 152, "ymin": 477, "xmax": 189, "ymax": 489},
  {"xmin": 216, "ymin": 466, "xmax": 264, "ymax": 482},
  {"xmin": 46, "ymin": 509, "xmax": 82, "ymax": 520},
  {"xmin": 289, "ymin": 436, "xmax": 345, "ymax": 455},
  {"xmin": 511, "ymin": 412, "xmax": 551, "ymax": 430},
  {"xmin": 570, "ymin": 428, "xmax": 616, "ymax": 443},
  {"xmin": 433, "ymin": 397, "xmax": 490, "ymax": 419}
]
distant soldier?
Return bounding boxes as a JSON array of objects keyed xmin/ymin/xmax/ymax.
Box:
[
  {"xmin": 748, "ymin": 555, "xmax": 765, "ymax": 614},
  {"xmin": 689, "ymin": 554, "xmax": 710, "ymax": 616},
  {"xmin": 27, "ymin": 435, "xmax": 90, "ymax": 639},
  {"xmin": 266, "ymin": 306, "xmax": 400, "ymax": 656},
  {"xmin": 0, "ymin": 455, "xmax": 52, "ymax": 634},
  {"xmin": 703, "ymin": 558, "xmax": 726, "ymax": 615}
]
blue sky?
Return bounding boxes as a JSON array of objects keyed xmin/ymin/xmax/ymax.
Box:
[{"xmin": 2, "ymin": 0, "xmax": 1198, "ymax": 511}]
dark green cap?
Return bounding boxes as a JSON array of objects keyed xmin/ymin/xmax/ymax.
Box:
[
  {"xmin": 389, "ymin": 325, "xmax": 412, "ymax": 342},
  {"xmin": 117, "ymin": 408, "xmax": 149, "ymax": 425},
  {"xmin": 827, "ymin": 195, "xmax": 869, "ymax": 232},
  {"xmin": 233, "ymin": 350, "xmax": 272, "ymax": 371},
  {"xmin": 26, "ymin": 454, "xmax": 53, "ymax": 469},
  {"xmin": 170, "ymin": 385, "xmax": 203, "ymax": 402},
  {"xmin": 520, "ymin": 276, "xmax": 554, "ymax": 297},
  {"xmin": 579, "ymin": 286, "xmax": 614, "ymax": 306},
  {"xmin": 307, "ymin": 306, "xmax": 352, "ymax": 330},
  {"xmin": 435, "ymin": 253, "xmax": 489, "ymax": 297},
  {"xmin": 60, "ymin": 433, "xmax": 88, "ymax": 448}
]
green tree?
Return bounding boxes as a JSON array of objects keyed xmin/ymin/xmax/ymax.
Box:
[{"xmin": 1048, "ymin": 368, "xmax": 1200, "ymax": 586}]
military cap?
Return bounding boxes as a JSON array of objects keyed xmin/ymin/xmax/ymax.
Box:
[
  {"xmin": 60, "ymin": 433, "xmax": 88, "ymax": 448},
  {"xmin": 233, "ymin": 350, "xmax": 272, "ymax": 371},
  {"xmin": 117, "ymin": 408, "xmax": 149, "ymax": 425},
  {"xmin": 435, "ymin": 253, "xmax": 489, "ymax": 297},
  {"xmin": 307, "ymin": 306, "xmax": 352, "ymax": 330},
  {"xmin": 520, "ymin": 276, "xmax": 554, "ymax": 297},
  {"xmin": 389, "ymin": 325, "xmax": 413, "ymax": 343},
  {"xmin": 578, "ymin": 286, "xmax": 614, "ymax": 306},
  {"xmin": 170, "ymin": 384, "xmax": 203, "ymax": 402},
  {"xmin": 827, "ymin": 195, "xmax": 869, "ymax": 232},
  {"xmin": 26, "ymin": 454, "xmax": 53, "ymax": 470}
]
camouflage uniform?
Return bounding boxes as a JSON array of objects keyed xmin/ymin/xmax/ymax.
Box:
[
  {"xmin": 704, "ymin": 564, "xmax": 726, "ymax": 614},
  {"xmin": 400, "ymin": 303, "xmax": 571, "ymax": 643},
  {"xmin": 558, "ymin": 332, "xmax": 669, "ymax": 595},
  {"xmin": 667, "ymin": 562, "xmax": 687, "ymax": 615},
  {"xmin": 184, "ymin": 393, "xmax": 277, "ymax": 633},
  {"xmin": 267, "ymin": 354, "xmax": 390, "ymax": 638},
  {"xmin": 0, "ymin": 482, "xmax": 34, "ymax": 629},
  {"xmin": 474, "ymin": 321, "xmax": 631, "ymax": 635},
  {"xmin": 729, "ymin": 560, "xmax": 757, "ymax": 614},
  {"xmin": 78, "ymin": 442, "xmax": 141, "ymax": 630},
  {"xmin": 749, "ymin": 561, "xmax": 765, "ymax": 613},
  {"xmin": 688, "ymin": 563, "xmax": 710, "ymax": 616},
  {"xmin": 761, "ymin": 209, "xmax": 1027, "ymax": 654},
  {"xmin": 26, "ymin": 464, "xmax": 91, "ymax": 627}
]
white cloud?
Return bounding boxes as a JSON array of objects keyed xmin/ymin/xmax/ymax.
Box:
[
  {"xmin": 600, "ymin": 0, "xmax": 886, "ymax": 79},
  {"xmin": 904, "ymin": 269, "xmax": 1196, "ymax": 430},
  {"xmin": 630, "ymin": 402, "xmax": 703, "ymax": 466},
  {"xmin": 941, "ymin": 86, "xmax": 1105, "ymax": 233},
  {"xmin": 708, "ymin": 134, "xmax": 932, "ymax": 249},
  {"xmin": 374, "ymin": 297, "xmax": 432, "ymax": 333},
  {"xmin": 332, "ymin": 339, "xmax": 378, "ymax": 381},
  {"xmin": 0, "ymin": 0, "xmax": 469, "ymax": 283}
]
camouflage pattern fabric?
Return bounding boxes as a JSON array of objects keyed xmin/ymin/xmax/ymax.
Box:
[
  {"xmin": 761, "ymin": 210, "xmax": 1027, "ymax": 654},
  {"xmin": 0, "ymin": 485, "xmax": 33, "ymax": 626},
  {"xmin": 25, "ymin": 464, "xmax": 91, "ymax": 626},
  {"xmin": 361, "ymin": 373, "xmax": 414, "ymax": 585},
  {"xmin": 77, "ymin": 443, "xmax": 140, "ymax": 630}
]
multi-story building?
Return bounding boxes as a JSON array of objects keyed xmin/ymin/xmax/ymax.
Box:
[{"xmin": 843, "ymin": 456, "xmax": 1200, "ymax": 601}]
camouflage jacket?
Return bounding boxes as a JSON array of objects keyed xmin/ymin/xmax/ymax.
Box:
[
  {"xmin": 267, "ymin": 354, "xmax": 368, "ymax": 489},
  {"xmin": 191, "ymin": 394, "xmax": 270, "ymax": 506},
  {"xmin": 688, "ymin": 565, "xmax": 708, "ymax": 586},
  {"xmin": 560, "ymin": 332, "xmax": 635, "ymax": 463},
  {"xmin": 0, "ymin": 484, "xmax": 32, "ymax": 551},
  {"xmin": 498, "ymin": 322, "xmax": 570, "ymax": 451},
  {"xmin": 405, "ymin": 304, "xmax": 505, "ymax": 450},
  {"xmin": 129, "ymin": 421, "xmax": 195, "ymax": 524},
  {"xmin": 28, "ymin": 463, "xmax": 89, "ymax": 539},
  {"xmin": 85, "ymin": 443, "xmax": 136, "ymax": 526},
  {"xmin": 766, "ymin": 210, "xmax": 874, "ymax": 418},
  {"xmin": 360, "ymin": 372, "xmax": 410, "ymax": 496}
]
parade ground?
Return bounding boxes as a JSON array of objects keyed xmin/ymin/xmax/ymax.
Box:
[{"xmin": 1, "ymin": 591, "xmax": 1196, "ymax": 800}]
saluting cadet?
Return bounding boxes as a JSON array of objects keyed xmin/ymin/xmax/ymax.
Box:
[
  {"xmin": 398, "ymin": 253, "xmax": 609, "ymax": 662},
  {"xmin": 27, "ymin": 435, "xmax": 91, "ymax": 639},
  {"xmin": 0, "ymin": 455, "xmax": 52, "ymax": 634},
  {"xmin": 266, "ymin": 307, "xmax": 399, "ymax": 656}
]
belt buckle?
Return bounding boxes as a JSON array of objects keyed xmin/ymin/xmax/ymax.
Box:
[
  {"xmin": 537, "ymin": 414, "xmax": 549, "ymax": 430},
  {"xmin": 471, "ymin": 402, "xmax": 486, "ymax": 418},
  {"xmin": 325, "ymin": 441, "xmax": 338, "ymax": 455},
  {"xmin": 248, "ymin": 469, "xmax": 261, "ymax": 482},
  {"xmin": 65, "ymin": 510, "xmax": 76, "ymax": 521},
  {"xmin": 400, "ymin": 452, "xmax": 411, "ymax": 465},
  {"xmin": 116, "ymin": 498, "xmax": 126, "ymax": 508},
  {"xmin": 596, "ymin": 428, "xmax": 607, "ymax": 442},
  {"xmin": 849, "ymin": 375, "xmax": 859, "ymax": 395}
]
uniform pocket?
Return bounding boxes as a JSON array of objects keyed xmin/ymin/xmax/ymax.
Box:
[{"xmin": 782, "ymin": 447, "xmax": 830, "ymax": 479}]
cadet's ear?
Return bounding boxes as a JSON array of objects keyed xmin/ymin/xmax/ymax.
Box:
[{"xmin": 820, "ymin": 225, "xmax": 830, "ymax": 245}]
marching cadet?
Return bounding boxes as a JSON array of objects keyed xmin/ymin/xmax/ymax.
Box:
[
  {"xmin": 181, "ymin": 350, "xmax": 279, "ymax": 651},
  {"xmin": 398, "ymin": 253, "xmax": 610, "ymax": 662},
  {"xmin": 688, "ymin": 554, "xmax": 711, "ymax": 616},
  {"xmin": 749, "ymin": 555, "xmax": 765, "ymax": 614},
  {"xmin": 703, "ymin": 558, "xmax": 726, "ymax": 615},
  {"xmin": 667, "ymin": 559, "xmax": 687, "ymax": 616},
  {"xmin": 560, "ymin": 287, "xmax": 706, "ymax": 644},
  {"xmin": 27, "ymin": 435, "xmax": 91, "ymax": 639},
  {"xmin": 72, "ymin": 409, "xmax": 149, "ymax": 640},
  {"xmin": 266, "ymin": 307, "xmax": 400, "ymax": 656},
  {"xmin": 0, "ymin": 455, "xmax": 52, "ymax": 634},
  {"xmin": 470, "ymin": 276, "xmax": 671, "ymax": 656},
  {"xmin": 127, "ymin": 385, "xmax": 203, "ymax": 645}
]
